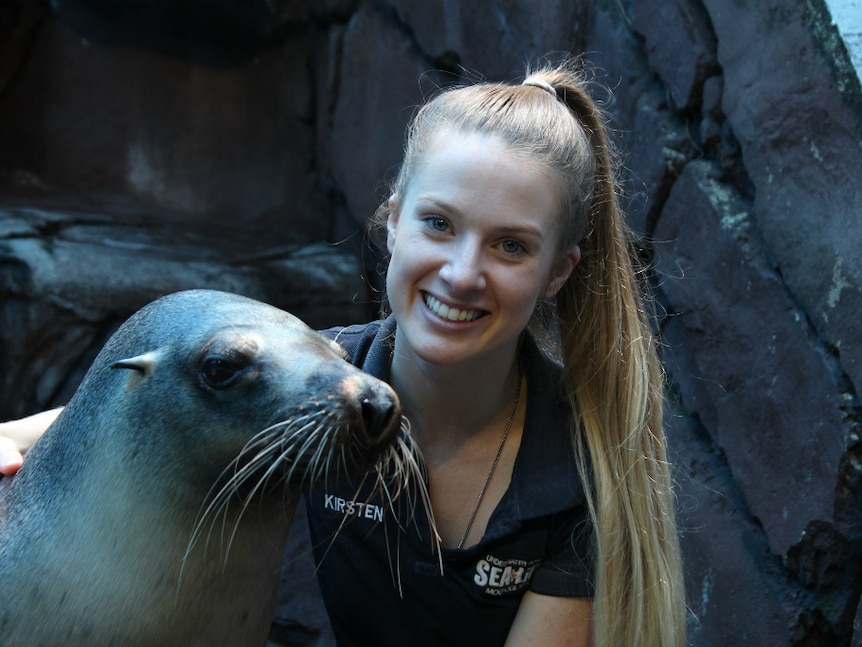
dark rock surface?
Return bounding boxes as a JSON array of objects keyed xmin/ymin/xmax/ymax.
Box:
[
  {"xmin": 0, "ymin": 207, "xmax": 369, "ymax": 418},
  {"xmin": 1, "ymin": 0, "xmax": 860, "ymax": 645}
]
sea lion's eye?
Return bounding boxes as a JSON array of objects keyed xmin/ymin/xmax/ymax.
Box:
[{"xmin": 200, "ymin": 355, "xmax": 246, "ymax": 389}]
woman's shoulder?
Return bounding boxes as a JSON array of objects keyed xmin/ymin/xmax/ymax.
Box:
[{"xmin": 319, "ymin": 316, "xmax": 396, "ymax": 376}]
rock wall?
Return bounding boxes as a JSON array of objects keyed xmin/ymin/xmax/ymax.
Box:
[{"xmin": 1, "ymin": 0, "xmax": 861, "ymax": 645}]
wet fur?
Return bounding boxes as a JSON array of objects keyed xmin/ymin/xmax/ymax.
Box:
[{"xmin": 0, "ymin": 290, "xmax": 428, "ymax": 647}]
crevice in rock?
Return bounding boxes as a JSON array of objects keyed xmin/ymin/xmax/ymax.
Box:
[
  {"xmin": 370, "ymin": 0, "xmax": 462, "ymax": 79},
  {"xmin": 664, "ymin": 376, "xmax": 814, "ymax": 638}
]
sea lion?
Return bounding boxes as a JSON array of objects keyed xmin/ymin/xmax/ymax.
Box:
[{"xmin": 0, "ymin": 289, "xmax": 406, "ymax": 647}]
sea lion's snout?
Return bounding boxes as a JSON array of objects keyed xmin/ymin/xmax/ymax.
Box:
[
  {"xmin": 356, "ymin": 381, "xmax": 401, "ymax": 448},
  {"xmin": 330, "ymin": 372, "xmax": 401, "ymax": 455}
]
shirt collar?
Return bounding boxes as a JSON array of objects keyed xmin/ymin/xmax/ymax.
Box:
[{"xmin": 343, "ymin": 317, "xmax": 585, "ymax": 527}]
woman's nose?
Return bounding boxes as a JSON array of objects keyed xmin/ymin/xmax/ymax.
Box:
[{"xmin": 438, "ymin": 239, "xmax": 486, "ymax": 292}]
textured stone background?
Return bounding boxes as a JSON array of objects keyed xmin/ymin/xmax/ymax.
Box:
[{"xmin": 1, "ymin": 1, "xmax": 860, "ymax": 645}]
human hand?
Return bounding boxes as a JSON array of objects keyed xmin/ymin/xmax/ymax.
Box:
[
  {"xmin": 0, "ymin": 435, "xmax": 24, "ymax": 475},
  {"xmin": 0, "ymin": 408, "xmax": 63, "ymax": 475}
]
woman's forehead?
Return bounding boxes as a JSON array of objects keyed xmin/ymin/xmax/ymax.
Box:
[{"xmin": 407, "ymin": 131, "xmax": 563, "ymax": 215}]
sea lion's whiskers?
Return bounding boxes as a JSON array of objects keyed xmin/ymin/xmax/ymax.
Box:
[
  {"xmin": 374, "ymin": 424, "xmax": 438, "ymax": 546},
  {"xmin": 380, "ymin": 422, "xmax": 441, "ymax": 574},
  {"xmin": 266, "ymin": 413, "xmax": 330, "ymax": 477},
  {"xmin": 184, "ymin": 413, "xmax": 327, "ymax": 565},
  {"xmin": 187, "ymin": 444, "xmax": 272, "ymax": 549},
  {"xmin": 227, "ymin": 413, "xmax": 326, "ymax": 483},
  {"xmin": 186, "ymin": 405, "xmax": 416, "ymax": 588},
  {"xmin": 316, "ymin": 417, "xmax": 441, "ymax": 597},
  {"xmin": 329, "ymin": 435, "xmax": 359, "ymax": 492},
  {"xmin": 298, "ymin": 425, "xmax": 332, "ymax": 484},
  {"xmin": 308, "ymin": 426, "xmax": 335, "ymax": 485},
  {"xmin": 304, "ymin": 423, "xmax": 345, "ymax": 495},
  {"xmin": 338, "ymin": 444, "xmax": 349, "ymax": 480},
  {"xmin": 283, "ymin": 420, "xmax": 334, "ymax": 486}
]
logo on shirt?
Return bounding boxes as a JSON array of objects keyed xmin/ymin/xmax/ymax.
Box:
[
  {"xmin": 323, "ymin": 493, "xmax": 385, "ymax": 522},
  {"xmin": 473, "ymin": 554, "xmax": 540, "ymax": 596}
]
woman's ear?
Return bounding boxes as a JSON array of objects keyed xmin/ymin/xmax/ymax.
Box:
[
  {"xmin": 386, "ymin": 194, "xmax": 400, "ymax": 254},
  {"xmin": 542, "ymin": 246, "xmax": 581, "ymax": 299}
]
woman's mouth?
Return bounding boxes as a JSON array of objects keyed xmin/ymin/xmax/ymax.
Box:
[{"xmin": 424, "ymin": 293, "xmax": 484, "ymax": 322}]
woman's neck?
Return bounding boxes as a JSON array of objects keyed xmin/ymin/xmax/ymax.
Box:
[{"xmin": 389, "ymin": 333, "xmax": 521, "ymax": 443}]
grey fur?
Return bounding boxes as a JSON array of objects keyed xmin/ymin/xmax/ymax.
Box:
[{"xmin": 0, "ymin": 290, "xmax": 401, "ymax": 647}]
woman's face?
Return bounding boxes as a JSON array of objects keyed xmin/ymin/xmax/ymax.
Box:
[{"xmin": 386, "ymin": 129, "xmax": 580, "ymax": 368}]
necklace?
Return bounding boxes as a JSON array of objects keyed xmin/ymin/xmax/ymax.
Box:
[{"xmin": 456, "ymin": 366, "xmax": 522, "ymax": 550}]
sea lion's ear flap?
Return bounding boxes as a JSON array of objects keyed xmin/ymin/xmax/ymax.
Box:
[{"xmin": 111, "ymin": 352, "xmax": 158, "ymax": 377}]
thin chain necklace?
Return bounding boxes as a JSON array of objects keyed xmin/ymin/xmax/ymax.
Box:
[{"xmin": 457, "ymin": 366, "xmax": 522, "ymax": 550}]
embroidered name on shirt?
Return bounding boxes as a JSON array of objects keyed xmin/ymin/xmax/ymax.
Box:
[
  {"xmin": 323, "ymin": 494, "xmax": 384, "ymax": 522},
  {"xmin": 473, "ymin": 554, "xmax": 541, "ymax": 596}
]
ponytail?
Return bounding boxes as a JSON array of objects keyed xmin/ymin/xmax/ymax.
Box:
[{"xmin": 538, "ymin": 65, "xmax": 687, "ymax": 647}]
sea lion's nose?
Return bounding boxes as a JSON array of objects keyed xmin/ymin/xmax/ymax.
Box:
[
  {"xmin": 360, "ymin": 393, "xmax": 399, "ymax": 442},
  {"xmin": 351, "ymin": 380, "xmax": 401, "ymax": 446}
]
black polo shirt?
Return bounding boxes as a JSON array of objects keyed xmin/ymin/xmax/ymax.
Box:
[{"xmin": 307, "ymin": 318, "xmax": 594, "ymax": 646}]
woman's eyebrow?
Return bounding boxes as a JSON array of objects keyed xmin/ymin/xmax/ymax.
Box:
[
  {"xmin": 415, "ymin": 195, "xmax": 461, "ymax": 216},
  {"xmin": 416, "ymin": 196, "xmax": 545, "ymax": 239}
]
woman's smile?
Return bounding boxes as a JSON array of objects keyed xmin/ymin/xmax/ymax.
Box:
[{"xmin": 422, "ymin": 292, "xmax": 486, "ymax": 323}]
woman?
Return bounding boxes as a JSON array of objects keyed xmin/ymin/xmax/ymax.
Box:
[{"xmin": 1, "ymin": 59, "xmax": 686, "ymax": 645}]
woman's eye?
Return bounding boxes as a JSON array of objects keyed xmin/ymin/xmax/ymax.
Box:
[
  {"xmin": 501, "ymin": 239, "xmax": 526, "ymax": 255},
  {"xmin": 424, "ymin": 217, "xmax": 449, "ymax": 232}
]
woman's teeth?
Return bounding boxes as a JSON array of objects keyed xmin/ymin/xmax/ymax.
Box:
[{"xmin": 425, "ymin": 294, "xmax": 482, "ymax": 322}]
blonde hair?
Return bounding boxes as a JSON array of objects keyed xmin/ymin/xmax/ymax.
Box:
[{"xmin": 374, "ymin": 60, "xmax": 687, "ymax": 646}]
